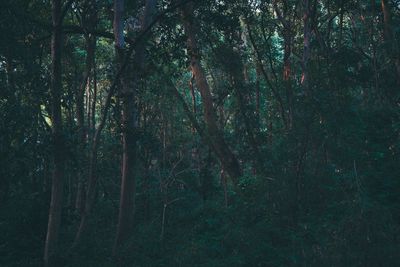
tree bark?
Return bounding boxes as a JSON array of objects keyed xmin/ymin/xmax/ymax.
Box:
[
  {"xmin": 181, "ymin": 3, "xmax": 242, "ymax": 185},
  {"xmin": 44, "ymin": 0, "xmax": 64, "ymax": 266},
  {"xmin": 113, "ymin": 0, "xmax": 157, "ymax": 255}
]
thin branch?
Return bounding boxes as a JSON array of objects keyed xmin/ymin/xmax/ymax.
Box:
[{"xmin": 246, "ymin": 22, "xmax": 288, "ymax": 126}]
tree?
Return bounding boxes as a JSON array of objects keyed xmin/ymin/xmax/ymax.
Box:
[
  {"xmin": 181, "ymin": 2, "xmax": 242, "ymax": 186},
  {"xmin": 44, "ymin": 0, "xmax": 65, "ymax": 266},
  {"xmin": 113, "ymin": 0, "xmax": 157, "ymax": 255},
  {"xmin": 1, "ymin": 0, "xmax": 399, "ymax": 266}
]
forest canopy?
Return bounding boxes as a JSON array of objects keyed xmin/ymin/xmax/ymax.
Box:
[{"xmin": 1, "ymin": 0, "xmax": 399, "ymax": 266}]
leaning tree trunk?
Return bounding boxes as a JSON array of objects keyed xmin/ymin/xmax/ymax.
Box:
[
  {"xmin": 181, "ymin": 3, "xmax": 242, "ymax": 185},
  {"xmin": 44, "ymin": 0, "xmax": 64, "ymax": 266},
  {"xmin": 113, "ymin": 0, "xmax": 157, "ymax": 256}
]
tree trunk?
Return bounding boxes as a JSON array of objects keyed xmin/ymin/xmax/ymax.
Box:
[
  {"xmin": 75, "ymin": 34, "xmax": 96, "ymax": 215},
  {"xmin": 44, "ymin": 0, "xmax": 64, "ymax": 265},
  {"xmin": 226, "ymin": 47, "xmax": 264, "ymax": 174},
  {"xmin": 381, "ymin": 0, "xmax": 392, "ymax": 40},
  {"xmin": 255, "ymin": 63, "xmax": 261, "ymax": 124},
  {"xmin": 246, "ymin": 22, "xmax": 287, "ymax": 128},
  {"xmin": 113, "ymin": 0, "xmax": 157, "ymax": 255},
  {"xmin": 283, "ymin": 26, "xmax": 293, "ymax": 128},
  {"xmin": 70, "ymin": 0, "xmax": 100, "ymax": 248},
  {"xmin": 381, "ymin": 0, "xmax": 400, "ymax": 84},
  {"xmin": 181, "ymin": 3, "xmax": 242, "ymax": 185},
  {"xmin": 71, "ymin": 63, "xmax": 116, "ymax": 249},
  {"xmin": 301, "ymin": 0, "xmax": 312, "ymax": 94},
  {"xmin": 274, "ymin": 0, "xmax": 294, "ymax": 129}
]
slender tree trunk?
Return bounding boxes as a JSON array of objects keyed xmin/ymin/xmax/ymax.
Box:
[
  {"xmin": 255, "ymin": 63, "xmax": 261, "ymax": 124},
  {"xmin": 112, "ymin": 0, "xmax": 132, "ymax": 254},
  {"xmin": 164, "ymin": 76, "xmax": 211, "ymax": 150},
  {"xmin": 113, "ymin": 0, "xmax": 157, "ymax": 255},
  {"xmin": 338, "ymin": 0, "xmax": 344, "ymax": 46},
  {"xmin": 44, "ymin": 0, "xmax": 64, "ymax": 265},
  {"xmin": 143, "ymin": 157, "xmax": 151, "ymax": 221},
  {"xmin": 75, "ymin": 34, "xmax": 96, "ymax": 215},
  {"xmin": 71, "ymin": 1, "xmax": 99, "ymax": 246},
  {"xmin": 246, "ymin": 22, "xmax": 287, "ymax": 128},
  {"xmin": 91, "ymin": 54, "xmax": 97, "ymax": 137},
  {"xmin": 71, "ymin": 42, "xmax": 122, "ymax": 248},
  {"xmin": 71, "ymin": 70, "xmax": 116, "ymax": 249},
  {"xmin": 181, "ymin": 3, "xmax": 242, "ymax": 185},
  {"xmin": 283, "ymin": 26, "xmax": 293, "ymax": 128},
  {"xmin": 381, "ymin": 0, "xmax": 392, "ymax": 40},
  {"xmin": 189, "ymin": 73, "xmax": 196, "ymax": 114},
  {"xmin": 301, "ymin": 0, "xmax": 312, "ymax": 94},
  {"xmin": 226, "ymin": 48, "xmax": 264, "ymax": 174},
  {"xmin": 381, "ymin": 0, "xmax": 400, "ymax": 84}
]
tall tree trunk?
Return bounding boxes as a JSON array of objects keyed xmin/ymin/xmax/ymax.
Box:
[
  {"xmin": 181, "ymin": 3, "xmax": 242, "ymax": 185},
  {"xmin": 113, "ymin": 0, "xmax": 157, "ymax": 255},
  {"xmin": 71, "ymin": 61, "xmax": 116, "ymax": 250},
  {"xmin": 255, "ymin": 62, "xmax": 261, "ymax": 124},
  {"xmin": 113, "ymin": 0, "xmax": 132, "ymax": 254},
  {"xmin": 381, "ymin": 0, "xmax": 392, "ymax": 40},
  {"xmin": 381, "ymin": 0, "xmax": 400, "ymax": 84},
  {"xmin": 283, "ymin": 26, "xmax": 293, "ymax": 128},
  {"xmin": 225, "ymin": 44, "xmax": 264, "ymax": 174},
  {"xmin": 301, "ymin": 0, "xmax": 312, "ymax": 94},
  {"xmin": 274, "ymin": 0, "xmax": 294, "ymax": 129},
  {"xmin": 70, "ymin": 0, "xmax": 99, "ymax": 248},
  {"xmin": 44, "ymin": 0, "xmax": 64, "ymax": 265},
  {"xmin": 75, "ymin": 34, "xmax": 96, "ymax": 215},
  {"xmin": 338, "ymin": 0, "xmax": 344, "ymax": 46},
  {"xmin": 91, "ymin": 54, "xmax": 97, "ymax": 138}
]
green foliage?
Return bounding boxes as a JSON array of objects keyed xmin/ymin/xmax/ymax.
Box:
[{"xmin": 1, "ymin": 0, "xmax": 400, "ymax": 266}]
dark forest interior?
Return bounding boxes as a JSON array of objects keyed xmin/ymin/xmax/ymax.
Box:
[{"xmin": 1, "ymin": 0, "xmax": 400, "ymax": 266}]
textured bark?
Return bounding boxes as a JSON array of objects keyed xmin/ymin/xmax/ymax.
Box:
[
  {"xmin": 44, "ymin": 0, "xmax": 64, "ymax": 266},
  {"xmin": 181, "ymin": 3, "xmax": 242, "ymax": 185}
]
